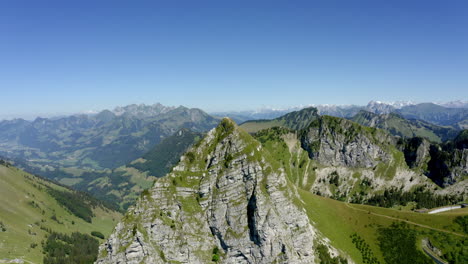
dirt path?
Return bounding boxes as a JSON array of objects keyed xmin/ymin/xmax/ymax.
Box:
[{"xmin": 344, "ymin": 203, "xmax": 467, "ymax": 238}]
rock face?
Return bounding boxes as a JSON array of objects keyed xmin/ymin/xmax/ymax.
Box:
[
  {"xmin": 97, "ymin": 119, "xmax": 337, "ymax": 264},
  {"xmin": 255, "ymin": 128, "xmax": 432, "ymax": 204},
  {"xmin": 399, "ymin": 132, "xmax": 468, "ymax": 186},
  {"xmin": 445, "ymin": 148, "xmax": 468, "ymax": 185},
  {"xmin": 399, "ymin": 137, "xmax": 432, "ymax": 171},
  {"xmin": 301, "ymin": 116, "xmax": 395, "ymax": 168}
]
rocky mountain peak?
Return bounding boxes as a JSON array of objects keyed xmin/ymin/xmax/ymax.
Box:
[{"xmin": 96, "ymin": 119, "xmax": 340, "ymax": 263}]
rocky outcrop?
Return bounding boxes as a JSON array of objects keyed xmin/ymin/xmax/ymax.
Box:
[
  {"xmin": 301, "ymin": 116, "xmax": 396, "ymax": 168},
  {"xmin": 261, "ymin": 130, "xmax": 434, "ymax": 203},
  {"xmin": 399, "ymin": 134, "xmax": 467, "ymax": 186},
  {"xmin": 437, "ymin": 148, "xmax": 468, "ymax": 186},
  {"xmin": 399, "ymin": 137, "xmax": 431, "ymax": 171},
  {"xmin": 97, "ymin": 119, "xmax": 342, "ymax": 264}
]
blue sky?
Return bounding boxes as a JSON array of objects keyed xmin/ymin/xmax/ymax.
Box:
[{"xmin": 1, "ymin": 0, "xmax": 467, "ymax": 119}]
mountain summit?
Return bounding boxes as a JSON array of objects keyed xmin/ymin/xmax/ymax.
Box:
[{"xmin": 97, "ymin": 118, "xmax": 344, "ymax": 263}]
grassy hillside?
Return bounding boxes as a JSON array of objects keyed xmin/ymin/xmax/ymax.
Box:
[
  {"xmin": 0, "ymin": 162, "xmax": 121, "ymax": 263},
  {"xmin": 299, "ymin": 190, "xmax": 468, "ymax": 264}
]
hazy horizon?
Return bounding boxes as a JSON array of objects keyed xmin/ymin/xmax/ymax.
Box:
[{"xmin": 1, "ymin": 99, "xmax": 467, "ymax": 121}]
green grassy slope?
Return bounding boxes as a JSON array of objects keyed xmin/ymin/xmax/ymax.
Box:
[
  {"xmin": 0, "ymin": 163, "xmax": 121, "ymax": 263},
  {"xmin": 299, "ymin": 190, "xmax": 467, "ymax": 264}
]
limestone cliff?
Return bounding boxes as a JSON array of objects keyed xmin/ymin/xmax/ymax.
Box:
[
  {"xmin": 300, "ymin": 116, "xmax": 396, "ymax": 168},
  {"xmin": 399, "ymin": 133, "xmax": 468, "ymax": 187}
]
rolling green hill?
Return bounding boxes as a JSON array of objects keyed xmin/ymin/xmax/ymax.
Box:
[{"xmin": 0, "ymin": 161, "xmax": 121, "ymax": 263}]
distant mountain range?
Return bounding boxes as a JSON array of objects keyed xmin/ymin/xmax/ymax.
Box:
[{"xmin": 215, "ymin": 101, "xmax": 468, "ymax": 128}]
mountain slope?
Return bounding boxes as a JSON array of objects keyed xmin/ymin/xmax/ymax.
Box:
[
  {"xmin": 239, "ymin": 107, "xmax": 320, "ymax": 133},
  {"xmin": 97, "ymin": 119, "xmax": 346, "ymax": 263},
  {"xmin": 250, "ymin": 108, "xmax": 467, "ymax": 203},
  {"xmin": 351, "ymin": 110, "xmax": 459, "ymax": 143},
  {"xmin": 0, "ymin": 160, "xmax": 121, "ymax": 263},
  {"xmin": 128, "ymin": 128, "xmax": 203, "ymax": 177}
]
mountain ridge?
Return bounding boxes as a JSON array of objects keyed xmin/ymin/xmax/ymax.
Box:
[{"xmin": 97, "ymin": 118, "xmax": 347, "ymax": 263}]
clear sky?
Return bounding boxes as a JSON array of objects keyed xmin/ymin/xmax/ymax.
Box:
[{"xmin": 1, "ymin": 0, "xmax": 467, "ymax": 119}]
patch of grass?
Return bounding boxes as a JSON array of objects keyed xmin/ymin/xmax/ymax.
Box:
[{"xmin": 212, "ymin": 247, "xmax": 220, "ymax": 262}]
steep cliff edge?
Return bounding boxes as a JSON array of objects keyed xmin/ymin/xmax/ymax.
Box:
[{"xmin": 96, "ymin": 118, "xmax": 346, "ymax": 264}]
